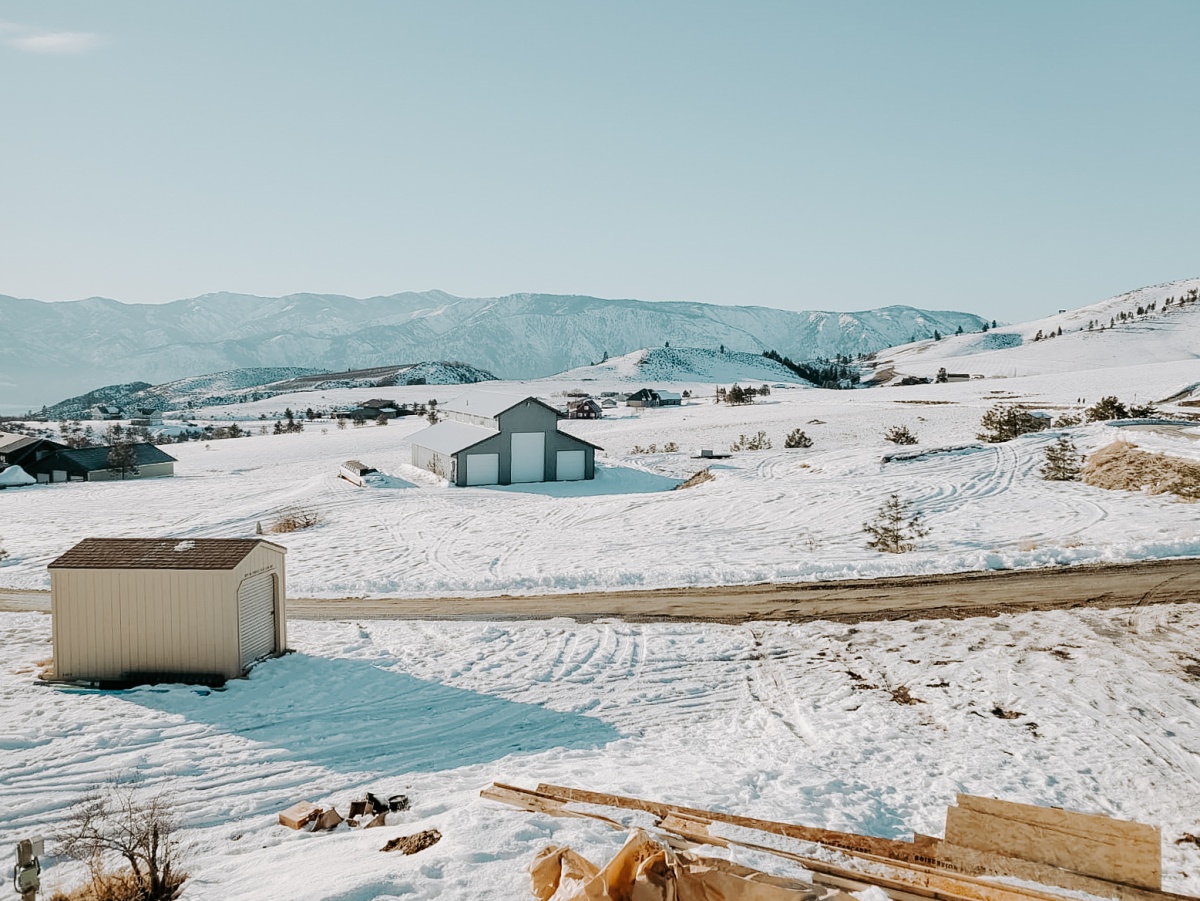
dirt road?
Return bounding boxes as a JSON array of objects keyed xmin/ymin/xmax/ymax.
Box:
[{"xmin": 4, "ymin": 558, "xmax": 1196, "ymax": 623}]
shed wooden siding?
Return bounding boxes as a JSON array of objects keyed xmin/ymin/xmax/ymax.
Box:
[
  {"xmin": 52, "ymin": 568, "xmax": 237, "ymax": 680},
  {"xmin": 51, "ymin": 543, "xmax": 286, "ymax": 681}
]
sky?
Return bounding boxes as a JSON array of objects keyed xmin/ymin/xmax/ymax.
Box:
[{"xmin": 1, "ymin": 1, "xmax": 1198, "ymax": 322}]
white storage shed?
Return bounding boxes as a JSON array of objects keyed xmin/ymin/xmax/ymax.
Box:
[{"xmin": 49, "ymin": 537, "xmax": 287, "ymax": 684}]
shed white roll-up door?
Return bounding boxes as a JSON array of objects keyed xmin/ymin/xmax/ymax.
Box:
[
  {"xmin": 511, "ymin": 432, "xmax": 546, "ymax": 482},
  {"xmin": 466, "ymin": 453, "xmax": 499, "ymax": 485},
  {"xmin": 556, "ymin": 450, "xmax": 585, "ymax": 481},
  {"xmin": 238, "ymin": 573, "xmax": 276, "ymax": 668}
]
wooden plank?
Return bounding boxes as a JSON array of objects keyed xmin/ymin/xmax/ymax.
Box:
[
  {"xmin": 529, "ymin": 784, "xmax": 1194, "ymax": 901},
  {"xmin": 947, "ymin": 796, "xmax": 1161, "ymax": 890}
]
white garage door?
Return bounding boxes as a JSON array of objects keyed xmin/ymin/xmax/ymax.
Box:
[
  {"xmin": 556, "ymin": 449, "xmax": 585, "ymax": 481},
  {"xmin": 466, "ymin": 453, "xmax": 499, "ymax": 486},
  {"xmin": 238, "ymin": 573, "xmax": 276, "ymax": 669},
  {"xmin": 510, "ymin": 432, "xmax": 545, "ymax": 483}
]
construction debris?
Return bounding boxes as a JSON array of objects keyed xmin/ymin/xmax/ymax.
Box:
[
  {"xmin": 531, "ymin": 828, "xmax": 839, "ymax": 901},
  {"xmin": 312, "ymin": 807, "xmax": 344, "ymax": 832},
  {"xmin": 278, "ymin": 801, "xmax": 322, "ymax": 831},
  {"xmin": 482, "ymin": 783, "xmax": 1194, "ymax": 901},
  {"xmin": 364, "ymin": 812, "xmax": 389, "ymax": 829},
  {"xmin": 381, "ymin": 829, "xmax": 441, "ymax": 855}
]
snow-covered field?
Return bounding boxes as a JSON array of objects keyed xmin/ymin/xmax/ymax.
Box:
[
  {"xmin": 3, "ymin": 287, "xmax": 1199, "ymax": 900},
  {"xmin": 2, "ymin": 358, "xmax": 1199, "ymax": 598},
  {"xmin": 3, "ymin": 607, "xmax": 1199, "ymax": 899}
]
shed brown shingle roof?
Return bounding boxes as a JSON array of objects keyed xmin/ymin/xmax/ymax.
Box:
[{"xmin": 49, "ymin": 538, "xmax": 286, "ymax": 571}]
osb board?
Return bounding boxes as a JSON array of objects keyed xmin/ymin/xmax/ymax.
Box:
[{"xmin": 946, "ymin": 795, "xmax": 1160, "ymax": 890}]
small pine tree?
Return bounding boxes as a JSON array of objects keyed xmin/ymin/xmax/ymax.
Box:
[
  {"xmin": 784, "ymin": 429, "xmax": 813, "ymax": 449},
  {"xmin": 1085, "ymin": 396, "xmax": 1129, "ymax": 422},
  {"xmin": 977, "ymin": 404, "xmax": 1049, "ymax": 442},
  {"xmin": 1040, "ymin": 436, "xmax": 1082, "ymax": 481},
  {"xmin": 883, "ymin": 425, "xmax": 918, "ymax": 445},
  {"xmin": 863, "ymin": 494, "xmax": 929, "ymax": 554},
  {"xmin": 933, "ymin": 329, "xmax": 942, "ymax": 341},
  {"xmin": 375, "ymin": 413, "xmax": 389, "ymax": 426},
  {"xmin": 335, "ymin": 417, "xmax": 347, "ymax": 430},
  {"xmin": 273, "ymin": 420, "xmax": 285, "ymax": 435}
]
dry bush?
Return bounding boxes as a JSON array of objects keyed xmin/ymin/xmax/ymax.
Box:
[
  {"xmin": 270, "ymin": 507, "xmax": 322, "ymax": 533},
  {"xmin": 54, "ymin": 782, "xmax": 186, "ymax": 901},
  {"xmin": 1082, "ymin": 442, "xmax": 1200, "ymax": 501},
  {"xmin": 674, "ymin": 468, "xmax": 714, "ymax": 490}
]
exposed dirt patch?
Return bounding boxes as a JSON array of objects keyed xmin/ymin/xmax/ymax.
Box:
[
  {"xmin": 890, "ymin": 685, "xmax": 924, "ymax": 705},
  {"xmin": 674, "ymin": 468, "xmax": 714, "ymax": 490},
  {"xmin": 992, "ymin": 706, "xmax": 1024, "ymax": 720}
]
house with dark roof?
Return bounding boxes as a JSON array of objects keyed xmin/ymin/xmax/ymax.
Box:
[
  {"xmin": 25, "ymin": 443, "xmax": 176, "ymax": 483},
  {"xmin": 409, "ymin": 390, "xmax": 601, "ymax": 485},
  {"xmin": 626, "ymin": 388, "xmax": 682, "ymax": 408},
  {"xmin": 0, "ymin": 432, "xmax": 67, "ymax": 470},
  {"xmin": 567, "ymin": 398, "xmax": 603, "ymax": 419}
]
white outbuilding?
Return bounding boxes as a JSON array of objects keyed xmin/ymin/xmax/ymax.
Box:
[{"xmin": 49, "ymin": 537, "xmax": 287, "ymax": 684}]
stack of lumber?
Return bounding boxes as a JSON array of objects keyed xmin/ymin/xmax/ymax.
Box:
[{"xmin": 480, "ymin": 783, "xmax": 1194, "ymax": 901}]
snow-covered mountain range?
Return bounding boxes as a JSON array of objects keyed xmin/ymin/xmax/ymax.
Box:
[{"xmin": 0, "ymin": 290, "xmax": 986, "ymax": 408}]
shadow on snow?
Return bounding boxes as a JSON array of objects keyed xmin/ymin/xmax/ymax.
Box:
[
  {"xmin": 124, "ymin": 652, "xmax": 619, "ymax": 775},
  {"xmin": 484, "ymin": 463, "xmax": 680, "ymax": 497}
]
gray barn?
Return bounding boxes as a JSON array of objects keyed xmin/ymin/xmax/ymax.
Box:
[{"xmin": 410, "ymin": 391, "xmax": 601, "ymax": 486}]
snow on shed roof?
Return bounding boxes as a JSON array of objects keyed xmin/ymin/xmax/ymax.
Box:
[
  {"xmin": 49, "ymin": 537, "xmax": 285, "ymax": 570},
  {"xmin": 408, "ymin": 420, "xmax": 498, "ymax": 455},
  {"xmin": 441, "ymin": 390, "xmax": 552, "ymax": 419}
]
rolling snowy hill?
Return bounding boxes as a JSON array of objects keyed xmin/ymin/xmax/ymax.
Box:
[
  {"xmin": 0, "ymin": 290, "xmax": 986, "ymax": 408},
  {"xmin": 558, "ymin": 347, "xmax": 812, "ymax": 384},
  {"xmin": 874, "ymin": 278, "xmax": 1200, "ymax": 386},
  {"xmin": 42, "ymin": 362, "xmax": 497, "ymax": 419}
]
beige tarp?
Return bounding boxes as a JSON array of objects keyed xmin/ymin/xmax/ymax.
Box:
[{"xmin": 530, "ymin": 829, "xmax": 826, "ymax": 901}]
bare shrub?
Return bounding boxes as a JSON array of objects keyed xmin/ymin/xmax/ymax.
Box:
[
  {"xmin": 55, "ymin": 781, "xmax": 187, "ymax": 901},
  {"xmin": 730, "ymin": 431, "xmax": 771, "ymax": 451},
  {"xmin": 270, "ymin": 507, "xmax": 322, "ymax": 533}
]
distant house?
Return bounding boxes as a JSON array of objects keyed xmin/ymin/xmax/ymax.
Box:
[
  {"xmin": 92, "ymin": 405, "xmax": 123, "ymax": 420},
  {"xmin": 334, "ymin": 399, "xmax": 407, "ymax": 421},
  {"xmin": 567, "ymin": 398, "xmax": 603, "ymax": 419},
  {"xmin": 25, "ymin": 443, "xmax": 176, "ymax": 483},
  {"xmin": 129, "ymin": 407, "xmax": 163, "ymax": 427},
  {"xmin": 409, "ymin": 390, "xmax": 601, "ymax": 486},
  {"xmin": 626, "ymin": 388, "xmax": 682, "ymax": 408}
]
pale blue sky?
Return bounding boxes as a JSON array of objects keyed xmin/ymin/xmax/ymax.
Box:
[{"xmin": 2, "ymin": 1, "xmax": 1197, "ymax": 320}]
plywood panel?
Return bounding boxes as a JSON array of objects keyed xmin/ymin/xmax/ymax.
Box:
[{"xmin": 946, "ymin": 795, "xmax": 1160, "ymax": 890}]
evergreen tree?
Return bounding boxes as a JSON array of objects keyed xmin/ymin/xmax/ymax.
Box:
[
  {"xmin": 883, "ymin": 425, "xmax": 918, "ymax": 445},
  {"xmin": 784, "ymin": 429, "xmax": 813, "ymax": 449},
  {"xmin": 107, "ymin": 439, "xmax": 140, "ymax": 480},
  {"xmin": 955, "ymin": 325, "xmax": 963, "ymax": 335},
  {"xmin": 863, "ymin": 494, "xmax": 929, "ymax": 554},
  {"xmin": 1085, "ymin": 396, "xmax": 1128, "ymax": 422},
  {"xmin": 1040, "ymin": 436, "xmax": 1082, "ymax": 481},
  {"xmin": 977, "ymin": 404, "xmax": 1049, "ymax": 442}
]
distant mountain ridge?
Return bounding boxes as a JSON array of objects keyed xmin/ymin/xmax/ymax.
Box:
[
  {"xmin": 0, "ymin": 290, "xmax": 988, "ymax": 407},
  {"xmin": 41, "ymin": 362, "xmax": 497, "ymax": 419}
]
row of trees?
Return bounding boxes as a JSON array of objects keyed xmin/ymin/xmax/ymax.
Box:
[{"xmin": 762, "ymin": 350, "xmax": 860, "ymax": 389}]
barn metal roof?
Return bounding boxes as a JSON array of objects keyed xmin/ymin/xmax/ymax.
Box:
[
  {"xmin": 49, "ymin": 538, "xmax": 286, "ymax": 570},
  {"xmin": 408, "ymin": 420, "xmax": 498, "ymax": 455}
]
